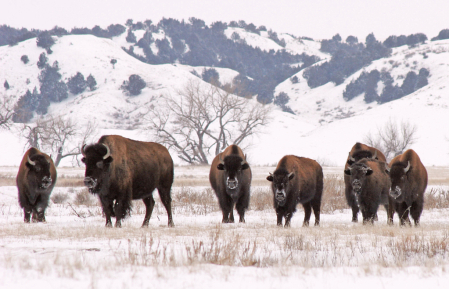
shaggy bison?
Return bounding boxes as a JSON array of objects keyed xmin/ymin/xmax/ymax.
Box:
[
  {"xmin": 82, "ymin": 135, "xmax": 174, "ymax": 228},
  {"xmin": 344, "ymin": 159, "xmax": 390, "ymax": 224},
  {"xmin": 345, "ymin": 142, "xmax": 386, "ymax": 222},
  {"xmin": 267, "ymin": 155, "xmax": 323, "ymax": 227},
  {"xmin": 16, "ymin": 148, "xmax": 57, "ymax": 223},
  {"xmin": 387, "ymin": 149, "xmax": 427, "ymax": 226},
  {"xmin": 209, "ymin": 145, "xmax": 252, "ymax": 223}
]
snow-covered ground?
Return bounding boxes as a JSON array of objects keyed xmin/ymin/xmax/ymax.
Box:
[{"xmin": 1, "ymin": 165, "xmax": 449, "ymax": 288}]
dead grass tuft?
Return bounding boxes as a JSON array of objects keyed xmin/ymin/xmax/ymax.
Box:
[
  {"xmin": 425, "ymin": 187, "xmax": 449, "ymax": 209},
  {"xmin": 74, "ymin": 189, "xmax": 98, "ymax": 206}
]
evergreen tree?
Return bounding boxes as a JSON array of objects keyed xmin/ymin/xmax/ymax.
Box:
[
  {"xmin": 3, "ymin": 80, "xmax": 9, "ymax": 90},
  {"xmin": 37, "ymin": 52, "xmax": 48, "ymax": 69},
  {"xmin": 126, "ymin": 29, "xmax": 137, "ymax": 43},
  {"xmin": 416, "ymin": 68, "xmax": 430, "ymax": 90},
  {"xmin": 67, "ymin": 72, "xmax": 87, "ymax": 94},
  {"xmin": 346, "ymin": 36, "xmax": 358, "ymax": 44},
  {"xmin": 86, "ymin": 74, "xmax": 97, "ymax": 91},
  {"xmin": 38, "ymin": 61, "xmax": 68, "ymax": 103},
  {"xmin": 110, "ymin": 59, "xmax": 117, "ymax": 68},
  {"xmin": 431, "ymin": 29, "xmax": 449, "ymax": 41},
  {"xmin": 401, "ymin": 71, "xmax": 418, "ymax": 95},
  {"xmin": 21, "ymin": 55, "xmax": 29, "ymax": 64},
  {"xmin": 121, "ymin": 74, "xmax": 146, "ymax": 96},
  {"xmin": 36, "ymin": 31, "xmax": 55, "ymax": 49},
  {"xmin": 201, "ymin": 68, "xmax": 220, "ymax": 84}
]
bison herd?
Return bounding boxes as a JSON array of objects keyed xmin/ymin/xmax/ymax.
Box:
[{"xmin": 15, "ymin": 135, "xmax": 428, "ymax": 228}]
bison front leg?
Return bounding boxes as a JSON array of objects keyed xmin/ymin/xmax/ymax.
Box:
[
  {"xmin": 236, "ymin": 193, "xmax": 249, "ymax": 223},
  {"xmin": 100, "ymin": 196, "xmax": 114, "ymax": 227},
  {"xmin": 23, "ymin": 209, "xmax": 31, "ymax": 223},
  {"xmin": 410, "ymin": 200, "xmax": 423, "ymax": 227},
  {"xmin": 387, "ymin": 198, "xmax": 395, "ymax": 225},
  {"xmin": 141, "ymin": 196, "xmax": 155, "ymax": 227}
]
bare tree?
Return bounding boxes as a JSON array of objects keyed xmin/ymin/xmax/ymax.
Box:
[
  {"xmin": 18, "ymin": 115, "xmax": 98, "ymax": 166},
  {"xmin": 144, "ymin": 80, "xmax": 271, "ymax": 164},
  {"xmin": 0, "ymin": 94, "xmax": 15, "ymax": 130},
  {"xmin": 364, "ymin": 119, "xmax": 417, "ymax": 161}
]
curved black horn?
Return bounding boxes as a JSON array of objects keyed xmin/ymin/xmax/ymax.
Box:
[
  {"xmin": 404, "ymin": 161, "xmax": 411, "ymax": 173},
  {"xmin": 81, "ymin": 144, "xmax": 87, "ymax": 157},
  {"xmin": 102, "ymin": 144, "xmax": 111, "ymax": 160},
  {"xmin": 27, "ymin": 155, "xmax": 36, "ymax": 166}
]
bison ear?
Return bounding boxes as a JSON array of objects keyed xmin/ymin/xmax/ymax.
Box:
[
  {"xmin": 241, "ymin": 162, "xmax": 250, "ymax": 170},
  {"xmin": 217, "ymin": 163, "xmax": 225, "ymax": 170},
  {"xmin": 103, "ymin": 156, "xmax": 113, "ymax": 165},
  {"xmin": 366, "ymin": 168, "xmax": 374, "ymax": 176},
  {"xmin": 266, "ymin": 175, "xmax": 273, "ymax": 182},
  {"xmin": 344, "ymin": 169, "xmax": 351, "ymax": 175}
]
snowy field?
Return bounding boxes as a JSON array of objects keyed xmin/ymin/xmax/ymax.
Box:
[{"xmin": 1, "ymin": 166, "xmax": 449, "ymax": 288}]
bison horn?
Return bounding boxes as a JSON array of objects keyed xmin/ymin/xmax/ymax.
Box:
[
  {"xmin": 81, "ymin": 144, "xmax": 87, "ymax": 157},
  {"xmin": 219, "ymin": 154, "xmax": 224, "ymax": 165},
  {"xmin": 27, "ymin": 155, "xmax": 36, "ymax": 166},
  {"xmin": 385, "ymin": 163, "xmax": 390, "ymax": 173},
  {"xmin": 348, "ymin": 153, "xmax": 355, "ymax": 162},
  {"xmin": 102, "ymin": 144, "xmax": 111, "ymax": 160},
  {"xmin": 404, "ymin": 161, "xmax": 411, "ymax": 173},
  {"xmin": 372, "ymin": 150, "xmax": 377, "ymax": 160}
]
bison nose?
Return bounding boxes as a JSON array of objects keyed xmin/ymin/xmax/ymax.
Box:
[
  {"xmin": 390, "ymin": 187, "xmax": 402, "ymax": 199},
  {"xmin": 84, "ymin": 177, "xmax": 97, "ymax": 188},
  {"xmin": 41, "ymin": 176, "xmax": 52, "ymax": 189},
  {"xmin": 226, "ymin": 177, "xmax": 238, "ymax": 190},
  {"xmin": 275, "ymin": 190, "xmax": 286, "ymax": 201},
  {"xmin": 352, "ymin": 180, "xmax": 362, "ymax": 193}
]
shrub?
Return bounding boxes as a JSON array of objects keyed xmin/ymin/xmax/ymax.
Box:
[
  {"xmin": 36, "ymin": 31, "xmax": 55, "ymax": 49},
  {"xmin": 20, "ymin": 55, "xmax": 29, "ymax": 64},
  {"xmin": 121, "ymin": 74, "xmax": 146, "ymax": 96},
  {"xmin": 67, "ymin": 72, "xmax": 87, "ymax": 95},
  {"xmin": 51, "ymin": 192, "xmax": 69, "ymax": 204}
]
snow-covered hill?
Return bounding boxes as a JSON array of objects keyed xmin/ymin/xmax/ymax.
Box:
[{"xmin": 1, "ymin": 32, "xmax": 449, "ymax": 167}]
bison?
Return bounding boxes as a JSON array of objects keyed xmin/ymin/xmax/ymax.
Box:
[
  {"xmin": 82, "ymin": 135, "xmax": 174, "ymax": 228},
  {"xmin": 267, "ymin": 155, "xmax": 323, "ymax": 227},
  {"xmin": 387, "ymin": 149, "xmax": 427, "ymax": 226},
  {"xmin": 209, "ymin": 145, "xmax": 251, "ymax": 223},
  {"xmin": 345, "ymin": 142, "xmax": 386, "ymax": 222},
  {"xmin": 16, "ymin": 147, "xmax": 57, "ymax": 223},
  {"xmin": 344, "ymin": 158, "xmax": 390, "ymax": 224}
]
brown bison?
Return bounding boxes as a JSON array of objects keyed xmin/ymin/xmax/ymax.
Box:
[
  {"xmin": 387, "ymin": 149, "xmax": 427, "ymax": 226},
  {"xmin": 82, "ymin": 135, "xmax": 174, "ymax": 228},
  {"xmin": 209, "ymin": 145, "xmax": 251, "ymax": 223},
  {"xmin": 344, "ymin": 159, "xmax": 390, "ymax": 224},
  {"xmin": 267, "ymin": 155, "xmax": 323, "ymax": 227},
  {"xmin": 16, "ymin": 148, "xmax": 57, "ymax": 223},
  {"xmin": 345, "ymin": 142, "xmax": 386, "ymax": 222}
]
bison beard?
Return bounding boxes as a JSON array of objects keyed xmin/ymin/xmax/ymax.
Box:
[
  {"xmin": 16, "ymin": 147, "xmax": 57, "ymax": 223},
  {"xmin": 82, "ymin": 135, "xmax": 175, "ymax": 228},
  {"xmin": 267, "ymin": 155, "xmax": 323, "ymax": 227},
  {"xmin": 209, "ymin": 145, "xmax": 252, "ymax": 223}
]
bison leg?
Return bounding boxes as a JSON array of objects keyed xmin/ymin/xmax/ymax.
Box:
[
  {"xmin": 100, "ymin": 197, "xmax": 114, "ymax": 227},
  {"xmin": 236, "ymin": 193, "xmax": 249, "ymax": 223},
  {"xmin": 410, "ymin": 200, "xmax": 423, "ymax": 227},
  {"xmin": 275, "ymin": 207, "xmax": 285, "ymax": 226},
  {"xmin": 396, "ymin": 203, "xmax": 412, "ymax": 226},
  {"xmin": 141, "ymin": 196, "xmax": 155, "ymax": 227},
  {"xmin": 387, "ymin": 198, "xmax": 395, "ymax": 225},
  {"xmin": 23, "ymin": 209, "xmax": 31, "ymax": 223},
  {"xmin": 302, "ymin": 202, "xmax": 312, "ymax": 227},
  {"xmin": 311, "ymin": 198, "xmax": 321, "ymax": 226},
  {"xmin": 157, "ymin": 186, "xmax": 174, "ymax": 227}
]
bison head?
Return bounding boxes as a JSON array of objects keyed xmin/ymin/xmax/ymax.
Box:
[
  {"xmin": 344, "ymin": 163, "xmax": 373, "ymax": 195},
  {"xmin": 266, "ymin": 168, "xmax": 294, "ymax": 207},
  {"xmin": 81, "ymin": 143, "xmax": 113, "ymax": 194},
  {"xmin": 26, "ymin": 154, "xmax": 53, "ymax": 204},
  {"xmin": 217, "ymin": 154, "xmax": 249, "ymax": 199},
  {"xmin": 388, "ymin": 161, "xmax": 411, "ymax": 200}
]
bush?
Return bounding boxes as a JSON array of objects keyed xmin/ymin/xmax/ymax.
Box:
[
  {"xmin": 74, "ymin": 189, "xmax": 97, "ymax": 206},
  {"xmin": 67, "ymin": 72, "xmax": 87, "ymax": 95},
  {"xmin": 21, "ymin": 55, "xmax": 29, "ymax": 64},
  {"xmin": 121, "ymin": 74, "xmax": 146, "ymax": 96},
  {"xmin": 51, "ymin": 192, "xmax": 69, "ymax": 204},
  {"xmin": 201, "ymin": 68, "xmax": 220, "ymax": 85},
  {"xmin": 36, "ymin": 31, "xmax": 55, "ymax": 49},
  {"xmin": 86, "ymin": 74, "xmax": 97, "ymax": 91},
  {"xmin": 37, "ymin": 52, "xmax": 47, "ymax": 69},
  {"xmin": 431, "ymin": 29, "xmax": 449, "ymax": 41}
]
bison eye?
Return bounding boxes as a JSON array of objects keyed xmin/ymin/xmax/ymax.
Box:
[
  {"xmin": 35, "ymin": 166, "xmax": 41, "ymax": 172},
  {"xmin": 81, "ymin": 157, "xmax": 86, "ymax": 163},
  {"xmin": 96, "ymin": 161, "xmax": 104, "ymax": 169}
]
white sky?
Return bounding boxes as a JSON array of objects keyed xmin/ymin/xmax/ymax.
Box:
[{"xmin": 2, "ymin": 0, "xmax": 448, "ymax": 41}]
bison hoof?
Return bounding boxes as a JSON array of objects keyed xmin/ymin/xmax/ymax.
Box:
[{"xmin": 168, "ymin": 221, "xmax": 175, "ymax": 227}]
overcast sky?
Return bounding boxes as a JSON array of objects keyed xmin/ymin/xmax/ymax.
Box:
[{"xmin": 2, "ymin": 0, "xmax": 448, "ymax": 41}]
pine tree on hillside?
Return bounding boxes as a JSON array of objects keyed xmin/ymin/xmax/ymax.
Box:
[
  {"xmin": 86, "ymin": 74, "xmax": 97, "ymax": 91},
  {"xmin": 401, "ymin": 71, "xmax": 418, "ymax": 95},
  {"xmin": 126, "ymin": 29, "xmax": 137, "ymax": 43},
  {"xmin": 121, "ymin": 74, "xmax": 146, "ymax": 96},
  {"xmin": 37, "ymin": 52, "xmax": 48, "ymax": 69},
  {"xmin": 36, "ymin": 31, "xmax": 55, "ymax": 49},
  {"xmin": 67, "ymin": 72, "xmax": 87, "ymax": 95},
  {"xmin": 21, "ymin": 55, "xmax": 29, "ymax": 64},
  {"xmin": 3, "ymin": 80, "xmax": 9, "ymax": 90}
]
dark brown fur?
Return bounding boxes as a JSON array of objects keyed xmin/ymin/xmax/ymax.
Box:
[
  {"xmin": 344, "ymin": 142, "xmax": 386, "ymax": 222},
  {"xmin": 209, "ymin": 145, "xmax": 252, "ymax": 223},
  {"xmin": 387, "ymin": 149, "xmax": 427, "ymax": 226},
  {"xmin": 16, "ymin": 147, "xmax": 57, "ymax": 223},
  {"xmin": 267, "ymin": 155, "xmax": 323, "ymax": 227},
  {"xmin": 344, "ymin": 159, "xmax": 390, "ymax": 225},
  {"xmin": 82, "ymin": 135, "xmax": 174, "ymax": 228}
]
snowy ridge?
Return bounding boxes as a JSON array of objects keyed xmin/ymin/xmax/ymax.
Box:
[{"xmin": 1, "ymin": 34, "xmax": 449, "ymax": 167}]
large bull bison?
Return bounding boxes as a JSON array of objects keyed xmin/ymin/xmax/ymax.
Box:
[
  {"xmin": 345, "ymin": 142, "xmax": 386, "ymax": 222},
  {"xmin": 344, "ymin": 158, "xmax": 390, "ymax": 224},
  {"xmin": 16, "ymin": 147, "xmax": 57, "ymax": 223},
  {"xmin": 82, "ymin": 135, "xmax": 174, "ymax": 228},
  {"xmin": 267, "ymin": 155, "xmax": 323, "ymax": 227},
  {"xmin": 387, "ymin": 149, "xmax": 427, "ymax": 226},
  {"xmin": 209, "ymin": 145, "xmax": 251, "ymax": 223}
]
